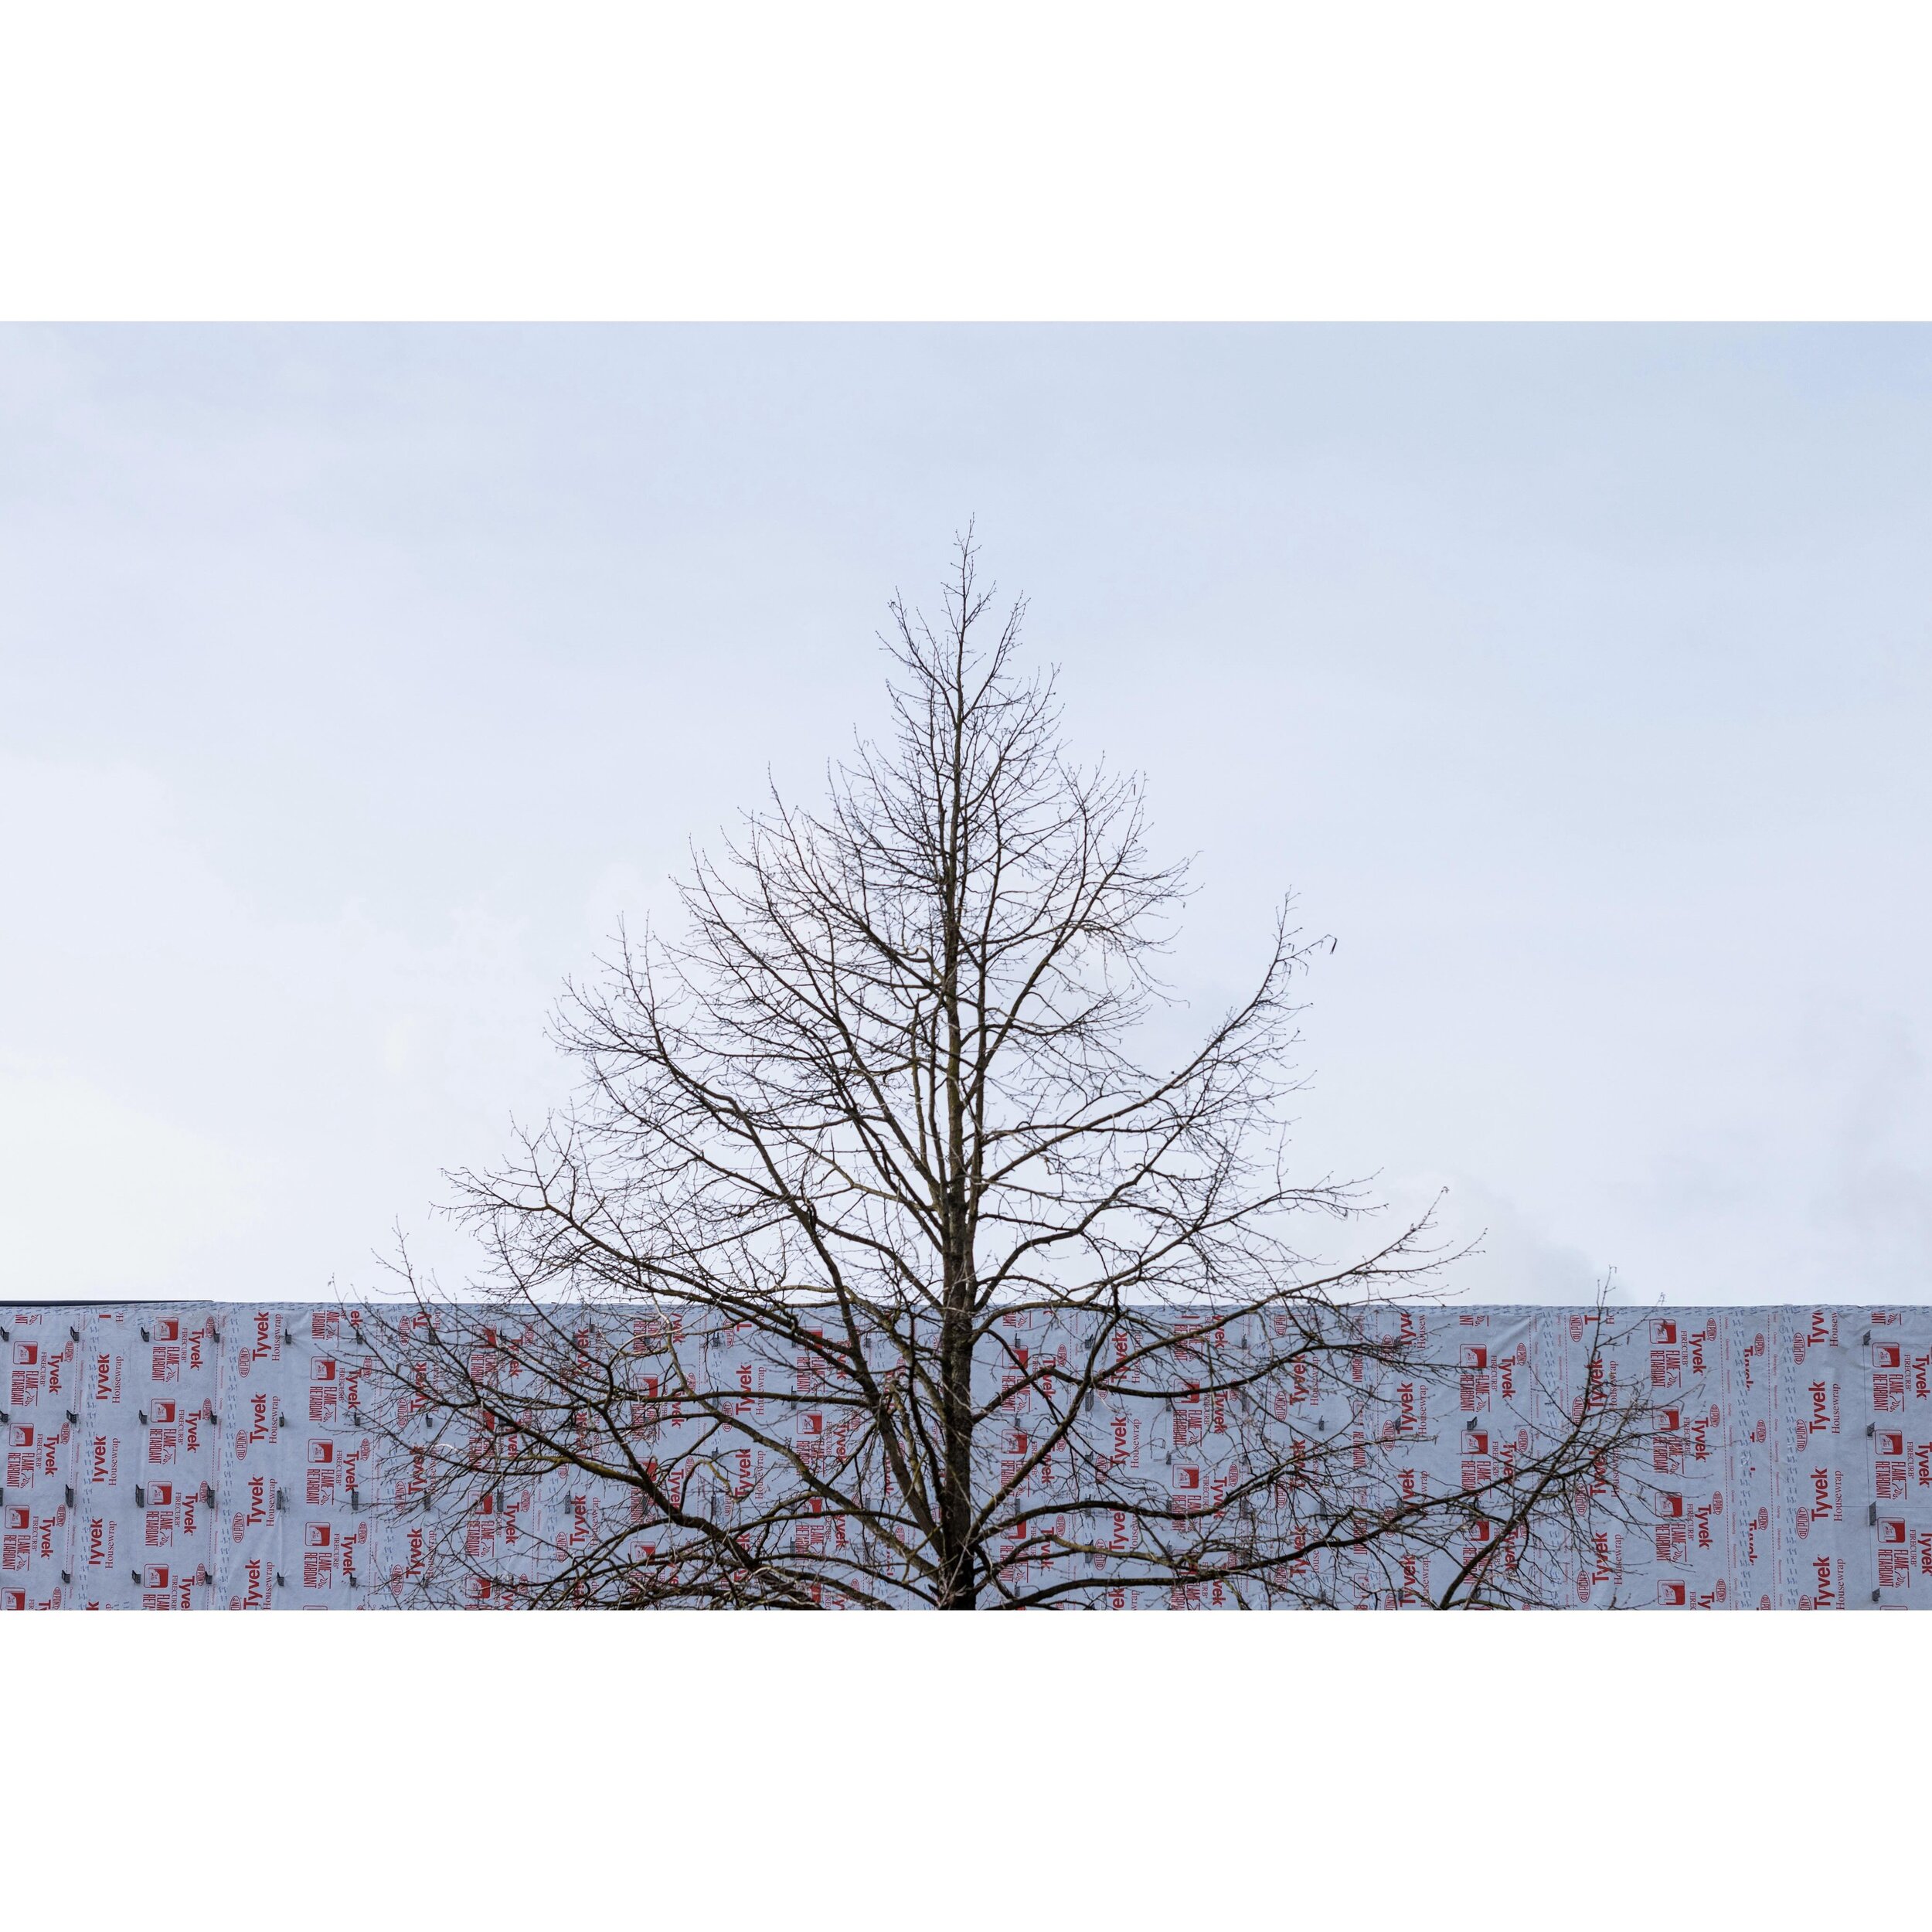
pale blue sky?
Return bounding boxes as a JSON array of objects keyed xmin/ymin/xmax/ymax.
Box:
[{"xmin": 5, "ymin": 324, "xmax": 1931, "ymax": 1301}]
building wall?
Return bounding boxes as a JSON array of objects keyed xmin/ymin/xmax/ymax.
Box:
[{"xmin": 2, "ymin": 1301, "xmax": 1924, "ymax": 1608}]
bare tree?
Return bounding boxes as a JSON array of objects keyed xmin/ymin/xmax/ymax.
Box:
[{"xmin": 362, "ymin": 534, "xmax": 1658, "ymax": 1609}]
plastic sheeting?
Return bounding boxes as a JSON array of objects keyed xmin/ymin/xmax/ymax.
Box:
[{"xmin": 3, "ymin": 1300, "xmax": 1927, "ymax": 1609}]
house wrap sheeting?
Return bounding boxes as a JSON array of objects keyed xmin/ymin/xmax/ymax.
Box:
[{"xmin": 2, "ymin": 1300, "xmax": 1927, "ymax": 1610}]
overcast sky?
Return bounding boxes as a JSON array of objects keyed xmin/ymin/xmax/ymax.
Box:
[{"xmin": 4, "ymin": 324, "xmax": 1930, "ymax": 1304}]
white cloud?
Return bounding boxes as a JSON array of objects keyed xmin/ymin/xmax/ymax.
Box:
[{"xmin": 0, "ymin": 1062, "xmax": 264, "ymax": 1296}]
